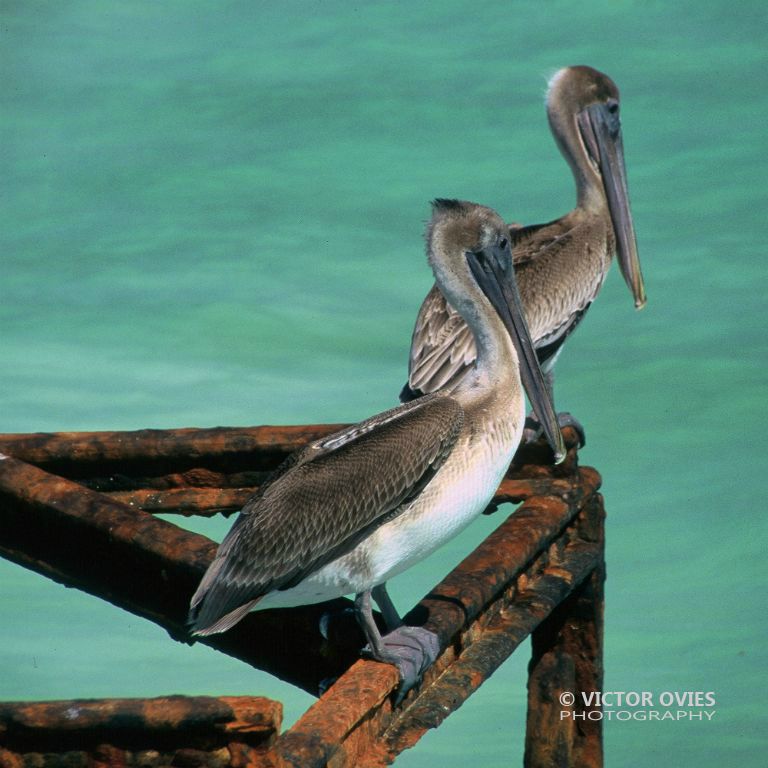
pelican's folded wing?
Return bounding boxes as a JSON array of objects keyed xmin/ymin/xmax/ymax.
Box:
[
  {"xmin": 188, "ymin": 393, "xmax": 464, "ymax": 634},
  {"xmin": 402, "ymin": 284, "xmax": 476, "ymax": 400}
]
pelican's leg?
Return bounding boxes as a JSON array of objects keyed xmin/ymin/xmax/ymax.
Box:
[
  {"xmin": 318, "ymin": 583, "xmax": 402, "ymax": 641},
  {"xmin": 372, "ymin": 582, "xmax": 404, "ymax": 631},
  {"xmin": 354, "ymin": 590, "xmax": 439, "ymax": 700},
  {"xmin": 523, "ymin": 370, "xmax": 586, "ymax": 448}
]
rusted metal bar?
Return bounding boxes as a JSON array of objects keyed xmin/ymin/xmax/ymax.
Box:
[
  {"xmin": 0, "ymin": 695, "xmax": 280, "ymax": 768},
  {"xmin": 0, "ymin": 424, "xmax": 577, "ymax": 484},
  {"xmin": 0, "ymin": 425, "xmax": 578, "ymax": 525},
  {"xmin": 0, "ymin": 425, "xmax": 344, "ymax": 465},
  {"xmin": 105, "ymin": 486, "xmax": 258, "ymax": 516},
  {"xmin": 274, "ymin": 467, "xmax": 602, "ymax": 767},
  {"xmin": 525, "ymin": 492, "xmax": 606, "ymax": 768},
  {"xmin": 99, "ymin": 475, "xmax": 576, "ymax": 517},
  {"xmin": 409, "ymin": 469, "xmax": 600, "ymax": 650},
  {"xmin": 0, "ymin": 425, "xmax": 344, "ymax": 481}
]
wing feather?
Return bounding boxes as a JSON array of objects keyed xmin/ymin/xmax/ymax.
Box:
[
  {"xmin": 404, "ymin": 286, "xmax": 476, "ymax": 399},
  {"xmin": 510, "ymin": 220, "xmax": 576, "ymax": 266}
]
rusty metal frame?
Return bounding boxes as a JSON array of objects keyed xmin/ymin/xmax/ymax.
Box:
[
  {"xmin": 0, "ymin": 424, "xmax": 604, "ymax": 767},
  {"xmin": 0, "ymin": 695, "xmax": 281, "ymax": 766}
]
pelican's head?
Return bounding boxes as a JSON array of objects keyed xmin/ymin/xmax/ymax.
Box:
[
  {"xmin": 426, "ymin": 199, "xmax": 565, "ymax": 462},
  {"xmin": 547, "ymin": 66, "xmax": 646, "ymax": 309},
  {"xmin": 427, "ymin": 198, "xmax": 511, "ymax": 288}
]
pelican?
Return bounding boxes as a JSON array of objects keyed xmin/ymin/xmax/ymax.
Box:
[
  {"xmin": 402, "ymin": 66, "xmax": 647, "ymax": 439},
  {"xmin": 188, "ymin": 199, "xmax": 564, "ymax": 694}
]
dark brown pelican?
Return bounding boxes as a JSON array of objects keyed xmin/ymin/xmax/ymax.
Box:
[
  {"xmin": 188, "ymin": 199, "xmax": 564, "ymax": 695},
  {"xmin": 402, "ymin": 66, "xmax": 647, "ymax": 438}
]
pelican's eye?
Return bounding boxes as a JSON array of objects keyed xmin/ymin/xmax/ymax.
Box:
[
  {"xmin": 606, "ymin": 98, "xmax": 619, "ymax": 115},
  {"xmin": 499, "ymin": 237, "xmax": 508, "ymax": 250}
]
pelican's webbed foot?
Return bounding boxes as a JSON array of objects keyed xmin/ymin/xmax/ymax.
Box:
[
  {"xmin": 524, "ymin": 411, "xmax": 586, "ymax": 449},
  {"xmin": 362, "ymin": 626, "xmax": 440, "ymax": 702},
  {"xmin": 555, "ymin": 411, "xmax": 586, "ymax": 447},
  {"xmin": 355, "ymin": 590, "xmax": 439, "ymax": 703}
]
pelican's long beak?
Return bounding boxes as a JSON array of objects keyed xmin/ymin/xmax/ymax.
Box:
[
  {"xmin": 578, "ymin": 103, "xmax": 647, "ymax": 309},
  {"xmin": 467, "ymin": 245, "xmax": 566, "ymax": 463}
]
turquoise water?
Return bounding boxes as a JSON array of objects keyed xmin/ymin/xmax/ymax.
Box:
[{"xmin": 2, "ymin": 1, "xmax": 766, "ymax": 765}]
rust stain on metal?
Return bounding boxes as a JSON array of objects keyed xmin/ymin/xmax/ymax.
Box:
[
  {"xmin": 103, "ymin": 475, "xmax": 580, "ymax": 518},
  {"xmin": 0, "ymin": 695, "xmax": 281, "ymax": 768}
]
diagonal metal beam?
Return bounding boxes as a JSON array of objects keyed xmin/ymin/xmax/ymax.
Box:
[{"xmin": 0, "ymin": 453, "xmax": 360, "ymax": 694}]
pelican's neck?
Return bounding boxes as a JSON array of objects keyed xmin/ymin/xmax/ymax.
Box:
[
  {"xmin": 454, "ymin": 290, "xmax": 520, "ymax": 398},
  {"xmin": 427, "ymin": 219, "xmax": 521, "ymax": 404},
  {"xmin": 547, "ymin": 103, "xmax": 606, "ymax": 215}
]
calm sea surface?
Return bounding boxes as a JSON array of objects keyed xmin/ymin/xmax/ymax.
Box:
[{"xmin": 2, "ymin": 2, "xmax": 766, "ymax": 765}]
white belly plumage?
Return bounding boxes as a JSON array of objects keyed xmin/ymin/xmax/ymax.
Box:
[{"xmin": 258, "ymin": 414, "xmax": 520, "ymax": 610}]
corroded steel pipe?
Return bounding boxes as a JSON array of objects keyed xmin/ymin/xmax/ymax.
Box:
[
  {"xmin": 0, "ymin": 694, "xmax": 280, "ymax": 746},
  {"xmin": 100, "ymin": 475, "xmax": 579, "ymax": 517},
  {"xmin": 525, "ymin": 493, "xmax": 606, "ymax": 768},
  {"xmin": 0, "ymin": 425, "xmax": 344, "ymax": 466},
  {"xmin": 0, "ymin": 424, "xmax": 580, "ymax": 481},
  {"xmin": 415, "ymin": 469, "xmax": 600, "ymax": 648},
  {"xmin": 0, "ymin": 425, "xmax": 344, "ymax": 482},
  {"xmin": 0, "ymin": 695, "xmax": 280, "ymax": 767}
]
